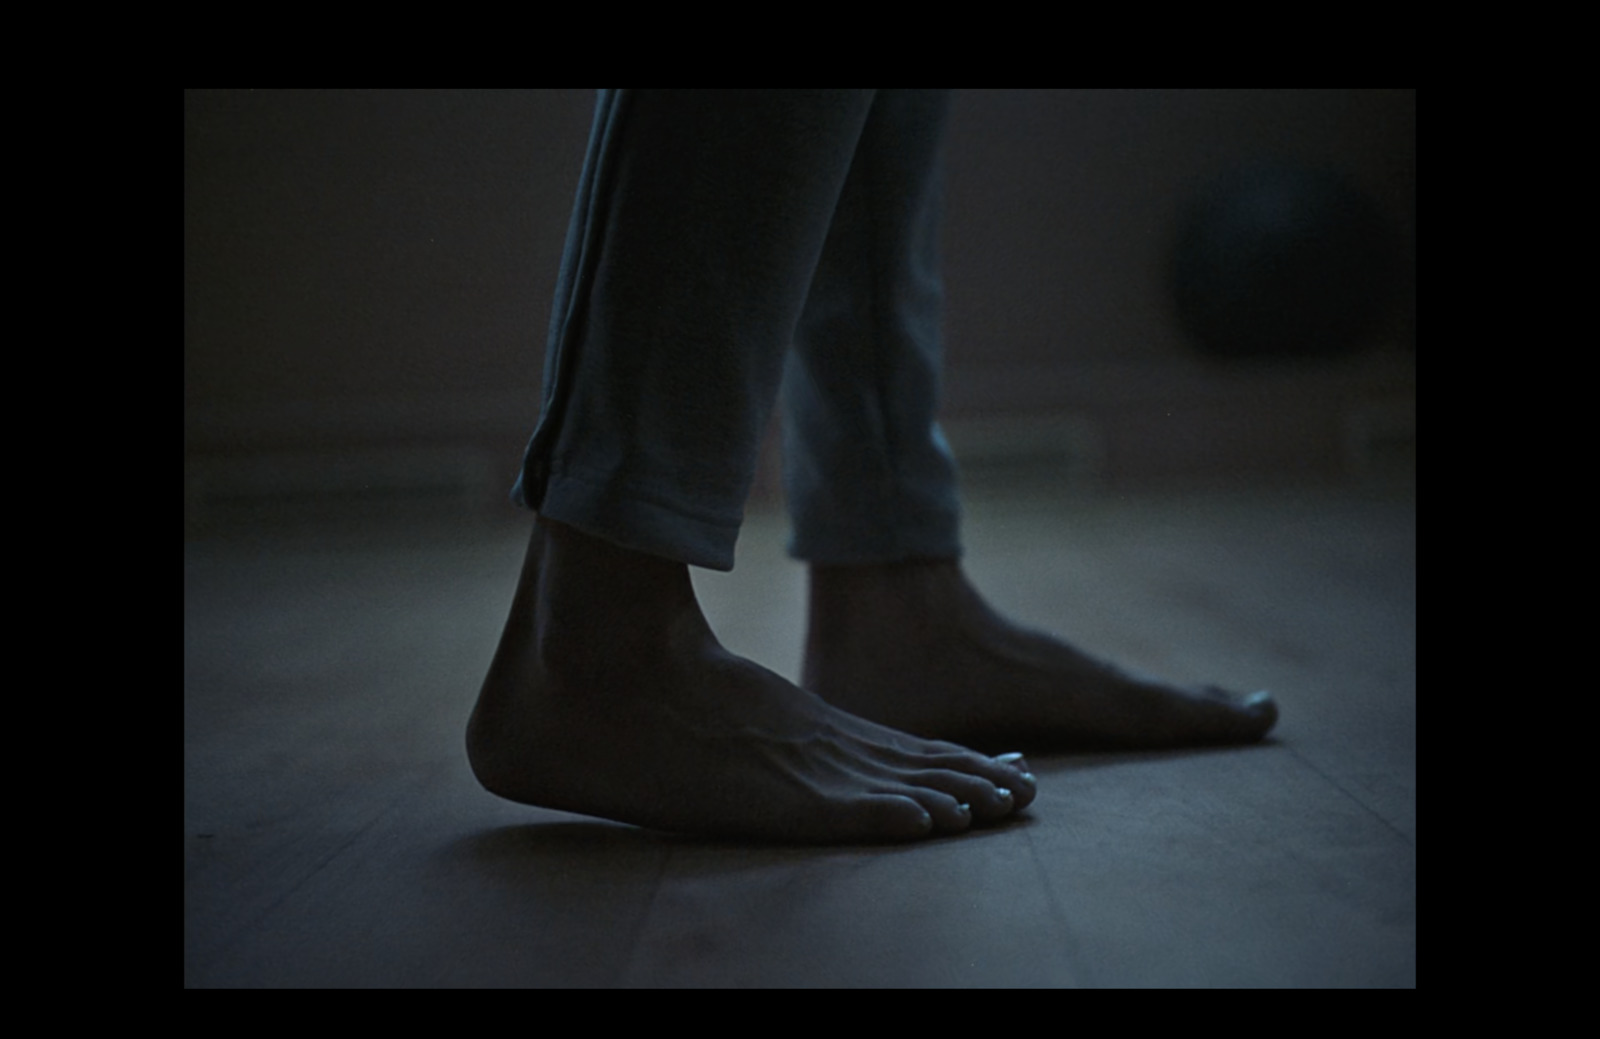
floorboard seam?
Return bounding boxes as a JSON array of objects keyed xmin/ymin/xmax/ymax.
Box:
[
  {"xmin": 1285, "ymin": 746, "xmax": 1413, "ymax": 846},
  {"xmin": 612, "ymin": 843, "xmax": 672, "ymax": 988},
  {"xmin": 188, "ymin": 772, "xmax": 426, "ymax": 982},
  {"xmin": 1024, "ymin": 824, "xmax": 1089, "ymax": 988}
]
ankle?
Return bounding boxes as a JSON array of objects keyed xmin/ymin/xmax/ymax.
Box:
[
  {"xmin": 808, "ymin": 557, "xmax": 973, "ymax": 617},
  {"xmin": 809, "ymin": 557, "xmax": 961, "ymax": 597},
  {"xmin": 533, "ymin": 518, "xmax": 712, "ymax": 662},
  {"xmin": 805, "ymin": 559, "xmax": 973, "ymax": 660}
]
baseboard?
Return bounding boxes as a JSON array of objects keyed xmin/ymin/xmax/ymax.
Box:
[{"xmin": 184, "ymin": 351, "xmax": 1415, "ymax": 521}]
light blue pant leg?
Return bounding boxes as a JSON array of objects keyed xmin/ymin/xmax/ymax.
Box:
[
  {"xmin": 513, "ymin": 90, "xmax": 876, "ymax": 570},
  {"xmin": 783, "ymin": 89, "xmax": 963, "ymax": 564}
]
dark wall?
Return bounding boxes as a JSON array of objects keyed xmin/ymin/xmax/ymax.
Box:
[
  {"xmin": 942, "ymin": 89, "xmax": 1414, "ymax": 378},
  {"xmin": 184, "ymin": 89, "xmax": 591, "ymax": 417},
  {"xmin": 184, "ymin": 89, "xmax": 1414, "ymax": 496}
]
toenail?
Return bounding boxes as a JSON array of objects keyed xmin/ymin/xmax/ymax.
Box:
[
  {"xmin": 1019, "ymin": 773, "xmax": 1036, "ymax": 785},
  {"xmin": 1244, "ymin": 691, "xmax": 1272, "ymax": 709},
  {"xmin": 994, "ymin": 752, "xmax": 1026, "ymax": 764},
  {"xmin": 996, "ymin": 788, "xmax": 1012, "ymax": 802},
  {"xmin": 956, "ymin": 803, "xmax": 972, "ymax": 816}
]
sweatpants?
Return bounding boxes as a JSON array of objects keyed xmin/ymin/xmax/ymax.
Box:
[{"xmin": 513, "ymin": 89, "xmax": 961, "ymax": 572}]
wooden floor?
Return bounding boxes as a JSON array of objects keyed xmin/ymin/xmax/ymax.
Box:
[{"xmin": 183, "ymin": 479, "xmax": 1416, "ymax": 987}]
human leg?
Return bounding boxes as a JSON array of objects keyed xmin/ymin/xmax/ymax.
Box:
[
  {"xmin": 782, "ymin": 89, "xmax": 962, "ymax": 564},
  {"xmin": 783, "ymin": 91, "xmax": 1278, "ymax": 750},
  {"xmin": 514, "ymin": 89, "xmax": 874, "ymax": 571},
  {"xmin": 470, "ymin": 90, "xmax": 1035, "ymax": 841}
]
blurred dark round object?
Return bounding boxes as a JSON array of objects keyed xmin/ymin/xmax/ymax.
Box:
[{"xmin": 1171, "ymin": 161, "xmax": 1402, "ymax": 359}]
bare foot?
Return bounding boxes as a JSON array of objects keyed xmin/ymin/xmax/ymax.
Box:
[
  {"xmin": 466, "ymin": 521, "xmax": 1036, "ymax": 843},
  {"xmin": 803, "ymin": 561, "xmax": 1278, "ymax": 752}
]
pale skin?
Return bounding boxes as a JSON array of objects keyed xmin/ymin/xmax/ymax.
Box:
[{"xmin": 467, "ymin": 517, "xmax": 1277, "ymax": 843}]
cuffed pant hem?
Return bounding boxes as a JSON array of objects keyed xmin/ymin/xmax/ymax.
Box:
[
  {"xmin": 533, "ymin": 469, "xmax": 742, "ymax": 572},
  {"xmin": 786, "ymin": 508, "xmax": 962, "ymax": 566}
]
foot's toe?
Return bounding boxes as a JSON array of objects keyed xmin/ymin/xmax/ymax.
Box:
[
  {"xmin": 1197, "ymin": 685, "xmax": 1277, "ymax": 741},
  {"xmin": 991, "ymin": 752, "xmax": 1037, "ymax": 808},
  {"xmin": 954, "ymin": 752, "xmax": 1037, "ymax": 811},
  {"xmin": 899, "ymin": 788, "xmax": 975, "ymax": 833},
  {"xmin": 906, "ymin": 769, "xmax": 1017, "ymax": 823},
  {"xmin": 1242, "ymin": 689, "xmax": 1278, "ymax": 734},
  {"xmin": 839, "ymin": 794, "xmax": 936, "ymax": 843}
]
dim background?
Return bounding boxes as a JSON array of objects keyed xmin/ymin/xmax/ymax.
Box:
[{"xmin": 183, "ymin": 89, "xmax": 1415, "ymax": 522}]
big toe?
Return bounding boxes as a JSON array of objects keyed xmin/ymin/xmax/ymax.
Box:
[
  {"xmin": 1242, "ymin": 690, "xmax": 1278, "ymax": 733},
  {"xmin": 1207, "ymin": 687, "xmax": 1277, "ymax": 740}
]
